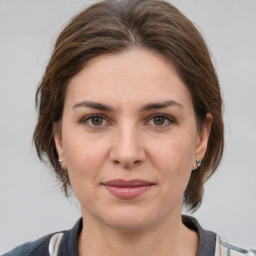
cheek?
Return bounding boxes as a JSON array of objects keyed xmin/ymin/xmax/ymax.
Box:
[
  {"xmin": 149, "ymin": 133, "xmax": 197, "ymax": 197},
  {"xmin": 155, "ymin": 145, "xmax": 194, "ymax": 202},
  {"xmin": 63, "ymin": 139, "xmax": 108, "ymax": 206},
  {"xmin": 62, "ymin": 133, "xmax": 109, "ymax": 184},
  {"xmin": 150, "ymin": 135, "xmax": 196, "ymax": 175}
]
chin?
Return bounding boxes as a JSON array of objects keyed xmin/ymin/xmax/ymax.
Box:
[
  {"xmin": 105, "ymin": 218, "xmax": 152, "ymax": 232},
  {"xmin": 99, "ymin": 206, "xmax": 157, "ymax": 232}
]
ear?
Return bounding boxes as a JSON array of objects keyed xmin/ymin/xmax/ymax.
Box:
[
  {"xmin": 53, "ymin": 123, "xmax": 67, "ymax": 170},
  {"xmin": 193, "ymin": 113, "xmax": 212, "ymax": 170}
]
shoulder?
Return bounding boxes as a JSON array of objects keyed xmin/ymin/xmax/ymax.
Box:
[
  {"xmin": 182, "ymin": 215, "xmax": 255, "ymax": 256},
  {"xmin": 2, "ymin": 232, "xmax": 64, "ymax": 256},
  {"xmin": 2, "ymin": 218, "xmax": 82, "ymax": 256},
  {"xmin": 216, "ymin": 236, "xmax": 256, "ymax": 256}
]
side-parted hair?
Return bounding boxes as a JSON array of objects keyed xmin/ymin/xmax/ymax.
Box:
[{"xmin": 33, "ymin": 0, "xmax": 224, "ymax": 211}]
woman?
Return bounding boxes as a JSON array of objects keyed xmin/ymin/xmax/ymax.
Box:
[{"xmin": 4, "ymin": 0, "xmax": 255, "ymax": 255}]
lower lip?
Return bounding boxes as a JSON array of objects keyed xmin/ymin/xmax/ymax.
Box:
[{"xmin": 104, "ymin": 185, "xmax": 152, "ymax": 199}]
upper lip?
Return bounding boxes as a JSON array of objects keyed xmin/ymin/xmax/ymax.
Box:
[{"xmin": 103, "ymin": 179, "xmax": 154, "ymax": 187}]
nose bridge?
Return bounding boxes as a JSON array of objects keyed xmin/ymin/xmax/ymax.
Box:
[{"xmin": 110, "ymin": 119, "xmax": 145, "ymax": 168}]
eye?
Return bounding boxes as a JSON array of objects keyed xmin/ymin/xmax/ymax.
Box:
[
  {"xmin": 153, "ymin": 116, "xmax": 166, "ymax": 126},
  {"xmin": 147, "ymin": 114, "xmax": 174, "ymax": 127},
  {"xmin": 81, "ymin": 114, "xmax": 108, "ymax": 128},
  {"xmin": 90, "ymin": 116, "xmax": 104, "ymax": 126}
]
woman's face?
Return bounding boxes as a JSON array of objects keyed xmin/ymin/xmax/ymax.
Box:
[{"xmin": 55, "ymin": 49, "xmax": 211, "ymax": 231}]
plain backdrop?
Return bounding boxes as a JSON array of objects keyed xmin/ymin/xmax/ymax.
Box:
[{"xmin": 0, "ymin": 0, "xmax": 256, "ymax": 253}]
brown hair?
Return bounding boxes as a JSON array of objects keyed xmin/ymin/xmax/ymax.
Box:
[{"xmin": 33, "ymin": 0, "xmax": 224, "ymax": 211}]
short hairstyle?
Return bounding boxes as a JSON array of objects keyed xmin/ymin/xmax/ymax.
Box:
[{"xmin": 33, "ymin": 0, "xmax": 224, "ymax": 211}]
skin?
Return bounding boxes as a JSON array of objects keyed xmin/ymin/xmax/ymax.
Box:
[{"xmin": 54, "ymin": 48, "xmax": 212, "ymax": 256}]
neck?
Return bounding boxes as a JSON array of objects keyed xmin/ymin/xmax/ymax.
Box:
[{"xmin": 78, "ymin": 212, "xmax": 198, "ymax": 256}]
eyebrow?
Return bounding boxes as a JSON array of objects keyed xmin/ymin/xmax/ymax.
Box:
[
  {"xmin": 72, "ymin": 100, "xmax": 183, "ymax": 112},
  {"xmin": 72, "ymin": 101, "xmax": 114, "ymax": 111},
  {"xmin": 140, "ymin": 100, "xmax": 184, "ymax": 111}
]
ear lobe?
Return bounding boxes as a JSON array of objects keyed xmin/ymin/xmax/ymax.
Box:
[
  {"xmin": 194, "ymin": 113, "xmax": 212, "ymax": 169},
  {"xmin": 53, "ymin": 123, "xmax": 65, "ymax": 165}
]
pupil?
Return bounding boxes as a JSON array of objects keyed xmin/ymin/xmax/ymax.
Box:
[
  {"xmin": 154, "ymin": 117, "xmax": 164, "ymax": 125},
  {"xmin": 92, "ymin": 117, "xmax": 103, "ymax": 126}
]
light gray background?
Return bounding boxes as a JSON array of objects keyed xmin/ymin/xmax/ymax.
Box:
[{"xmin": 0, "ymin": 0, "xmax": 255, "ymax": 253}]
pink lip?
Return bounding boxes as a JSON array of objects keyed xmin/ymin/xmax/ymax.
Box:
[{"xmin": 103, "ymin": 179, "xmax": 154, "ymax": 199}]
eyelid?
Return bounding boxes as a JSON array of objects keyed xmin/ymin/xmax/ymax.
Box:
[
  {"xmin": 79, "ymin": 113, "xmax": 175, "ymax": 129},
  {"xmin": 145, "ymin": 113, "xmax": 175, "ymax": 126},
  {"xmin": 80, "ymin": 114, "xmax": 111, "ymax": 127}
]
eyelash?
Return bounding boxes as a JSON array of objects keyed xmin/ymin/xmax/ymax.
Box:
[
  {"xmin": 80, "ymin": 114, "xmax": 175, "ymax": 129},
  {"xmin": 80, "ymin": 114, "xmax": 109, "ymax": 129},
  {"xmin": 146, "ymin": 114, "xmax": 175, "ymax": 128}
]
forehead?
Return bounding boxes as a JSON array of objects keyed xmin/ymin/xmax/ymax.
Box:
[{"xmin": 65, "ymin": 49, "xmax": 193, "ymax": 110}]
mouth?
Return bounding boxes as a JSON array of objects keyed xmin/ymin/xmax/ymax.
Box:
[{"xmin": 102, "ymin": 179, "xmax": 154, "ymax": 199}]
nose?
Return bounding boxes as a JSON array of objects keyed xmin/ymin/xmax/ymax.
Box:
[{"xmin": 109, "ymin": 123, "xmax": 146, "ymax": 169}]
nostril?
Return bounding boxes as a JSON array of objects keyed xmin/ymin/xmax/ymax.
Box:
[
  {"xmin": 124, "ymin": 160, "xmax": 141, "ymax": 169},
  {"xmin": 112, "ymin": 159, "xmax": 141, "ymax": 169}
]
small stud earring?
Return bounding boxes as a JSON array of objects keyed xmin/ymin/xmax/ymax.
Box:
[
  {"xmin": 196, "ymin": 158, "xmax": 202, "ymax": 167},
  {"xmin": 59, "ymin": 159, "xmax": 63, "ymax": 167}
]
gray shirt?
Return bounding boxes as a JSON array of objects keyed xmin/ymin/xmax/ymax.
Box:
[
  {"xmin": 4, "ymin": 216, "xmax": 216, "ymax": 256},
  {"xmin": 183, "ymin": 215, "xmax": 216, "ymax": 256}
]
